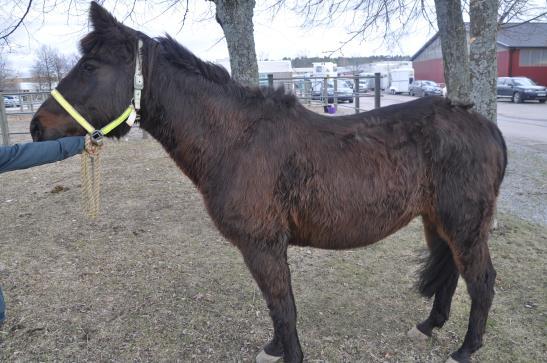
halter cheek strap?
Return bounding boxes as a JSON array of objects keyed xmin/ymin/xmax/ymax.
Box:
[
  {"xmin": 50, "ymin": 39, "xmax": 144, "ymax": 145},
  {"xmin": 134, "ymin": 39, "xmax": 144, "ymax": 113}
]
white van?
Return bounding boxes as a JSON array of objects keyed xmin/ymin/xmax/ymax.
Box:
[{"xmin": 389, "ymin": 68, "xmax": 415, "ymax": 95}]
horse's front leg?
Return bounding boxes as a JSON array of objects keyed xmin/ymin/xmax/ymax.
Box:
[{"xmin": 239, "ymin": 240, "xmax": 303, "ymax": 363}]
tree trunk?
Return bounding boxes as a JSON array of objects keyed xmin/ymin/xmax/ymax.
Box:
[
  {"xmin": 469, "ymin": 0, "xmax": 498, "ymax": 123},
  {"xmin": 213, "ymin": 0, "xmax": 259, "ymax": 87},
  {"xmin": 434, "ymin": 0, "xmax": 471, "ymax": 104}
]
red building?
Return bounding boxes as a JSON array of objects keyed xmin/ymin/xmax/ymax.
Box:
[{"xmin": 411, "ymin": 23, "xmax": 547, "ymax": 86}]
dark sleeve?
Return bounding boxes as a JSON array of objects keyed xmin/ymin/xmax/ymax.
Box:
[{"xmin": 0, "ymin": 136, "xmax": 85, "ymax": 173}]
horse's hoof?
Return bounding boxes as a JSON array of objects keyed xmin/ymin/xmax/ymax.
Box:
[
  {"xmin": 445, "ymin": 357, "xmax": 459, "ymax": 363},
  {"xmin": 256, "ymin": 349, "xmax": 283, "ymax": 363},
  {"xmin": 407, "ymin": 326, "xmax": 429, "ymax": 341}
]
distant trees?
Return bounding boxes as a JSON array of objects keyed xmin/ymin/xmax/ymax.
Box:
[{"xmin": 32, "ymin": 45, "xmax": 74, "ymax": 91}]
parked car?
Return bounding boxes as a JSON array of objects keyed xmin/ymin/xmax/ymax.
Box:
[
  {"xmin": 311, "ymin": 81, "xmax": 354, "ymax": 103},
  {"xmin": 3, "ymin": 95, "xmax": 20, "ymax": 108},
  {"xmin": 497, "ymin": 77, "xmax": 546, "ymax": 103},
  {"xmin": 409, "ymin": 80, "xmax": 443, "ymax": 97}
]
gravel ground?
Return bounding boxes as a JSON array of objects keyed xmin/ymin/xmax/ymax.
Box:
[{"xmin": 498, "ymin": 140, "xmax": 547, "ymax": 225}]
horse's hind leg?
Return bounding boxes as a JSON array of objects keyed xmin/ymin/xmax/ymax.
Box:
[
  {"xmin": 448, "ymin": 234, "xmax": 496, "ymax": 363},
  {"xmin": 436, "ymin": 198, "xmax": 497, "ymax": 362},
  {"xmin": 409, "ymin": 217, "xmax": 459, "ymax": 339},
  {"xmin": 239, "ymin": 240, "xmax": 303, "ymax": 363}
]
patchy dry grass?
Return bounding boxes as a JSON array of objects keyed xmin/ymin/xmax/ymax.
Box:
[{"xmin": 0, "ymin": 140, "xmax": 545, "ymax": 362}]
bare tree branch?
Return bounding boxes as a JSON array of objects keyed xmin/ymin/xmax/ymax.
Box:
[
  {"xmin": 175, "ymin": 0, "xmax": 191, "ymax": 34},
  {"xmin": 0, "ymin": 0, "xmax": 34, "ymax": 43}
]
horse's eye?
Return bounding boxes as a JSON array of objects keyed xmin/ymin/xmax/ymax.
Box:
[{"xmin": 82, "ymin": 62, "xmax": 97, "ymax": 72}]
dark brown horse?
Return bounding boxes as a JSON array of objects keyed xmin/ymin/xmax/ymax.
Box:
[{"xmin": 30, "ymin": 3, "xmax": 507, "ymax": 363}]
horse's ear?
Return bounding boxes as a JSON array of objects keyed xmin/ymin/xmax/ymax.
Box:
[{"xmin": 89, "ymin": 1, "xmax": 119, "ymax": 30}]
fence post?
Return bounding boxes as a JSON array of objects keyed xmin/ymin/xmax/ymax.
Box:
[
  {"xmin": 322, "ymin": 77, "xmax": 328, "ymax": 107},
  {"xmin": 333, "ymin": 78, "xmax": 338, "ymax": 111},
  {"xmin": 267, "ymin": 74, "xmax": 274, "ymax": 88},
  {"xmin": 374, "ymin": 72, "xmax": 381, "ymax": 109},
  {"xmin": 304, "ymin": 79, "xmax": 311, "ymax": 105},
  {"xmin": 0, "ymin": 93, "xmax": 10, "ymax": 145},
  {"xmin": 354, "ymin": 75, "xmax": 360, "ymax": 114}
]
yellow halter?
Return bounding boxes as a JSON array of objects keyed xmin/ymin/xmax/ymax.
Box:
[{"xmin": 50, "ymin": 89, "xmax": 136, "ymax": 144}]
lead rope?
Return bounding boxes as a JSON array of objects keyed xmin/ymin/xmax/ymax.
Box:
[{"xmin": 81, "ymin": 136, "xmax": 102, "ymax": 218}]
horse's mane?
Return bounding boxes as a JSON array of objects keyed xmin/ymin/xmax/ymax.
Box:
[
  {"xmin": 158, "ymin": 35, "xmax": 232, "ymax": 85},
  {"xmin": 156, "ymin": 35, "xmax": 298, "ymax": 108}
]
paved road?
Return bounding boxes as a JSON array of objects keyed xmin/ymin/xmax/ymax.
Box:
[{"xmin": 496, "ymin": 100, "xmax": 547, "ymax": 148}]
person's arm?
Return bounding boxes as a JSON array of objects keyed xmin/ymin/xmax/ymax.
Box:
[{"xmin": 0, "ymin": 136, "xmax": 85, "ymax": 173}]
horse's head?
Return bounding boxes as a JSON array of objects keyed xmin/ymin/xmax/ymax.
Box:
[{"xmin": 31, "ymin": 2, "xmax": 141, "ymax": 141}]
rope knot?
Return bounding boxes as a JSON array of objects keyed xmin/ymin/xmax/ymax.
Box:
[{"xmin": 81, "ymin": 135, "xmax": 103, "ymax": 218}]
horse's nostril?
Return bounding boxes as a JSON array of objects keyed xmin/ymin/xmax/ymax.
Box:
[{"xmin": 30, "ymin": 117, "xmax": 43, "ymax": 141}]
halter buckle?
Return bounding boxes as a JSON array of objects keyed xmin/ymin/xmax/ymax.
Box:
[{"xmin": 91, "ymin": 130, "xmax": 104, "ymax": 145}]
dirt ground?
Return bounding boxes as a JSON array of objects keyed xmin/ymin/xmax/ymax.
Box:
[{"xmin": 1, "ymin": 131, "xmax": 546, "ymax": 362}]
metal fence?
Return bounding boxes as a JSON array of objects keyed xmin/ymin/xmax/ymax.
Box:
[
  {"xmin": 262, "ymin": 73, "xmax": 383, "ymax": 114},
  {"xmin": 1, "ymin": 91, "xmax": 50, "ymax": 145}
]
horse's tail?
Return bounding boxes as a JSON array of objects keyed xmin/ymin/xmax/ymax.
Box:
[
  {"xmin": 489, "ymin": 121, "xmax": 508, "ymax": 193},
  {"xmin": 416, "ymin": 238, "xmax": 459, "ymax": 298}
]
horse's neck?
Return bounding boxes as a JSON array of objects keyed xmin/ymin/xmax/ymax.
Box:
[{"xmin": 141, "ymin": 69, "xmax": 247, "ymax": 186}]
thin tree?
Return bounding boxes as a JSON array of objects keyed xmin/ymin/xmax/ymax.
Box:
[
  {"xmin": 0, "ymin": 51, "xmax": 10, "ymax": 91},
  {"xmin": 211, "ymin": 0, "xmax": 259, "ymax": 86},
  {"xmin": 434, "ymin": 0, "xmax": 471, "ymax": 105},
  {"xmin": 469, "ymin": 0, "xmax": 499, "ymax": 123}
]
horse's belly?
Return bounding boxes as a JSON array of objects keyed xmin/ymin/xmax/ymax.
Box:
[{"xmin": 289, "ymin": 201, "xmax": 419, "ymax": 250}]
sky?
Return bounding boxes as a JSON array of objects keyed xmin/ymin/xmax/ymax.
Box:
[{"xmin": 1, "ymin": 0, "xmax": 437, "ymax": 77}]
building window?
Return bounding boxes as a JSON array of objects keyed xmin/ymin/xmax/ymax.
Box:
[{"xmin": 519, "ymin": 48, "xmax": 547, "ymax": 66}]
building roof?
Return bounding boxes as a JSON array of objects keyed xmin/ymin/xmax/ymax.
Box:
[
  {"xmin": 411, "ymin": 22, "xmax": 547, "ymax": 61},
  {"xmin": 497, "ymin": 22, "xmax": 547, "ymax": 48},
  {"xmin": 410, "ymin": 34, "xmax": 439, "ymax": 61}
]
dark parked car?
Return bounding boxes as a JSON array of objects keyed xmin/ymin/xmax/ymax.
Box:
[
  {"xmin": 497, "ymin": 77, "xmax": 546, "ymax": 103},
  {"xmin": 311, "ymin": 81, "xmax": 354, "ymax": 103},
  {"xmin": 409, "ymin": 80, "xmax": 443, "ymax": 97}
]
